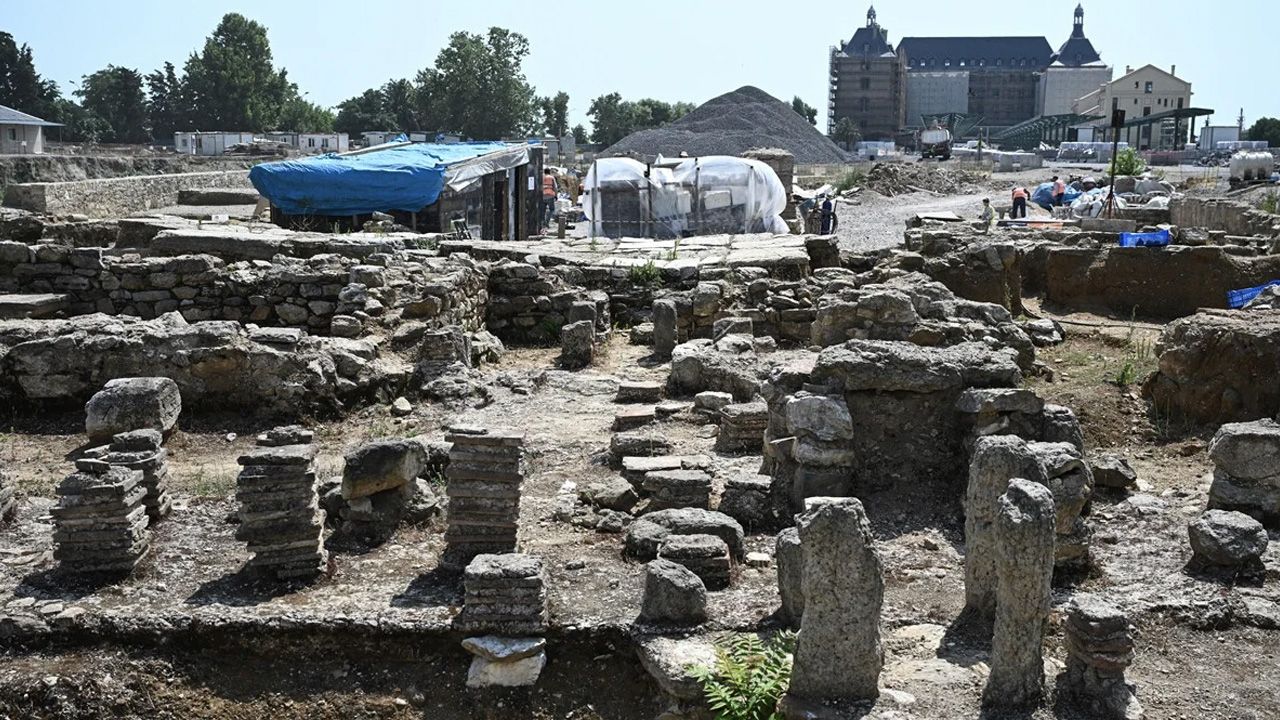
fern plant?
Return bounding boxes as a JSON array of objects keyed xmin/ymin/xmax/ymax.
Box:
[{"xmin": 689, "ymin": 632, "xmax": 795, "ymax": 720}]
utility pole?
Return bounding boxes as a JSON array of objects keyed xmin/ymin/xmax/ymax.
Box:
[{"xmin": 1238, "ymin": 108, "xmax": 1245, "ymax": 133}]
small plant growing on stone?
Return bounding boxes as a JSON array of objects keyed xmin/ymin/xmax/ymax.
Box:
[
  {"xmin": 1262, "ymin": 192, "xmax": 1278, "ymax": 215},
  {"xmin": 628, "ymin": 259, "xmax": 662, "ymax": 286},
  {"xmin": 690, "ymin": 631, "xmax": 795, "ymax": 720}
]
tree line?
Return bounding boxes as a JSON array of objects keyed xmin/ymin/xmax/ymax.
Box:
[{"xmin": 2, "ymin": 16, "xmax": 828, "ymax": 148}]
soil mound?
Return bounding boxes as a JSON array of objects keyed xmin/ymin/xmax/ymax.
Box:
[{"xmin": 866, "ymin": 163, "xmax": 986, "ymax": 197}]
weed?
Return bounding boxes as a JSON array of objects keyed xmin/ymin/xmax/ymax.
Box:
[
  {"xmin": 690, "ymin": 632, "xmax": 795, "ymax": 720},
  {"xmin": 835, "ymin": 168, "xmax": 866, "ymax": 193},
  {"xmin": 1115, "ymin": 360, "xmax": 1138, "ymax": 387},
  {"xmin": 628, "ymin": 259, "xmax": 662, "ymax": 286},
  {"xmin": 1112, "ymin": 148, "xmax": 1147, "ymax": 176},
  {"xmin": 665, "ymin": 239, "xmax": 681, "ymax": 261},
  {"xmin": 1261, "ymin": 192, "xmax": 1278, "ymax": 215}
]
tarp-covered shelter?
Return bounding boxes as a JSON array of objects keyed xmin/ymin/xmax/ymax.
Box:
[
  {"xmin": 249, "ymin": 141, "xmax": 543, "ymax": 240},
  {"xmin": 583, "ymin": 155, "xmax": 787, "ymax": 239}
]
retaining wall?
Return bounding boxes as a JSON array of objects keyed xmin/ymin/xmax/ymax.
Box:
[
  {"xmin": 1170, "ymin": 197, "xmax": 1279, "ymax": 238},
  {"xmin": 2, "ymin": 170, "xmax": 252, "ymax": 217}
]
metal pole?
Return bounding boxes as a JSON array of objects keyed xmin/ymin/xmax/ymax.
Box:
[{"xmin": 1106, "ymin": 126, "xmax": 1121, "ymax": 220}]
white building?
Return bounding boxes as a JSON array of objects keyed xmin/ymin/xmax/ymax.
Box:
[
  {"xmin": 0, "ymin": 104, "xmax": 60, "ymax": 154},
  {"xmin": 174, "ymin": 131, "xmax": 255, "ymax": 156},
  {"xmin": 1038, "ymin": 63, "xmax": 1112, "ymax": 117},
  {"xmin": 265, "ymin": 132, "xmax": 349, "ymax": 154}
]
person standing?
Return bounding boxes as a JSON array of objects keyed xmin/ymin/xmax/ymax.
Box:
[
  {"xmin": 820, "ymin": 195, "xmax": 838, "ymax": 234},
  {"xmin": 1011, "ymin": 186, "xmax": 1028, "ymax": 219},
  {"xmin": 1051, "ymin": 175, "xmax": 1066, "ymax": 207},
  {"xmin": 541, "ymin": 168, "xmax": 558, "ymax": 227}
]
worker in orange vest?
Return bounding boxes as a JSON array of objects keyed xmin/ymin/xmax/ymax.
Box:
[
  {"xmin": 541, "ymin": 169, "xmax": 558, "ymax": 228},
  {"xmin": 1011, "ymin": 186, "xmax": 1028, "ymax": 219},
  {"xmin": 1051, "ymin": 175, "xmax": 1066, "ymax": 207}
]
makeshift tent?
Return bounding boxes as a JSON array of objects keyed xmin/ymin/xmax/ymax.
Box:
[
  {"xmin": 249, "ymin": 141, "xmax": 529, "ymax": 216},
  {"xmin": 582, "ymin": 155, "xmax": 787, "ymax": 239}
]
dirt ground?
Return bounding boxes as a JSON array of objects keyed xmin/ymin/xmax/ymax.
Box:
[{"xmin": 0, "ymin": 318, "xmax": 1277, "ymax": 718}]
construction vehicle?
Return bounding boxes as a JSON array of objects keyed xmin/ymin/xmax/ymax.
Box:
[{"xmin": 919, "ymin": 127, "xmax": 952, "ymax": 160}]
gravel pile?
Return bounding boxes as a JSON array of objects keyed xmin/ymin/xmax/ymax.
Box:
[
  {"xmin": 866, "ymin": 163, "xmax": 986, "ymax": 197},
  {"xmin": 603, "ymin": 86, "xmax": 850, "ymax": 164}
]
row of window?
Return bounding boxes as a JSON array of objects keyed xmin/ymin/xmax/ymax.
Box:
[{"xmin": 908, "ymin": 57, "xmax": 1033, "ymax": 69}]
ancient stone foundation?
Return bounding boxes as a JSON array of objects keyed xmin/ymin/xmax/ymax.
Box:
[
  {"xmin": 52, "ymin": 460, "xmax": 150, "ymax": 575},
  {"xmin": 234, "ymin": 427, "xmax": 328, "ymax": 580},
  {"xmin": 443, "ymin": 427, "xmax": 526, "ymax": 566},
  {"xmin": 783, "ymin": 497, "xmax": 883, "ymax": 715},
  {"xmin": 1063, "ymin": 595, "xmax": 1142, "ymax": 720},
  {"xmin": 983, "ymin": 479, "xmax": 1055, "ymax": 710}
]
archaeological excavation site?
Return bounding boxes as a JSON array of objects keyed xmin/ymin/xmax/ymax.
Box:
[
  {"xmin": 1, "ymin": 5, "xmax": 1280, "ymax": 719},
  {"xmin": 0, "ymin": 141, "xmax": 1277, "ymax": 720}
]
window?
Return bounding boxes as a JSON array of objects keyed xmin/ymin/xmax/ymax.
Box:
[
  {"xmin": 322, "ymin": 137, "xmax": 329, "ymax": 147},
  {"xmin": 1177, "ymin": 97, "xmax": 1184, "ymax": 109},
  {"xmin": 959, "ymin": 58, "xmax": 966, "ymax": 67},
  {"xmin": 860, "ymin": 78, "xmax": 870, "ymax": 90},
  {"xmin": 1144, "ymin": 81, "xmax": 1153, "ymax": 94},
  {"xmin": 860, "ymin": 97, "xmax": 870, "ymax": 112},
  {"xmin": 307, "ymin": 137, "xmax": 316, "ymax": 148},
  {"xmin": 943, "ymin": 58, "xmax": 951, "ymax": 67},
  {"xmin": 1111, "ymin": 97, "xmax": 1118, "ymax": 110},
  {"xmin": 6, "ymin": 129, "xmax": 15, "ymax": 141},
  {"xmin": 995, "ymin": 58, "xmax": 1003, "ymax": 66}
]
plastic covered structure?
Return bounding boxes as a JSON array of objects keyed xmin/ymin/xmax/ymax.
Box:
[{"xmin": 583, "ymin": 155, "xmax": 787, "ymax": 239}]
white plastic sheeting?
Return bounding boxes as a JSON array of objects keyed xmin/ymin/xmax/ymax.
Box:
[{"xmin": 583, "ymin": 155, "xmax": 787, "ymax": 239}]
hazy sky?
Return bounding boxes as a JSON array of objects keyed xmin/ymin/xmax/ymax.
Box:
[{"xmin": 5, "ymin": 0, "xmax": 1276, "ymax": 132}]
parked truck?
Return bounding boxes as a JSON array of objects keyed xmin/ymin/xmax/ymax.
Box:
[{"xmin": 919, "ymin": 127, "xmax": 952, "ymax": 160}]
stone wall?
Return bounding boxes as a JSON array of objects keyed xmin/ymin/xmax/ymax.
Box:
[
  {"xmin": 3, "ymin": 170, "xmax": 253, "ymax": 218},
  {"xmin": 1171, "ymin": 197, "xmax": 1280, "ymax": 238},
  {"xmin": 1044, "ymin": 245, "xmax": 1280, "ymax": 319},
  {"xmin": 0, "ymin": 240, "xmax": 486, "ymax": 335},
  {"xmin": 0, "ymin": 154, "xmax": 251, "ymax": 195}
]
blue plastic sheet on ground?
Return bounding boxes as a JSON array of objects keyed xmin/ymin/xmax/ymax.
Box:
[
  {"xmin": 249, "ymin": 141, "xmax": 511, "ymax": 216},
  {"xmin": 1030, "ymin": 181, "xmax": 1083, "ymax": 210},
  {"xmin": 1117, "ymin": 228, "xmax": 1171, "ymax": 247},
  {"xmin": 1227, "ymin": 279, "xmax": 1280, "ymax": 309}
]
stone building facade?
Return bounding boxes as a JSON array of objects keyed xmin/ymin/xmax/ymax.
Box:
[{"xmin": 827, "ymin": 7, "xmax": 906, "ymax": 140}]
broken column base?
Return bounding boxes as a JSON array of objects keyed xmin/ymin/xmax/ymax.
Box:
[
  {"xmin": 462, "ymin": 636, "xmax": 547, "ymax": 689},
  {"xmin": 1063, "ymin": 662, "xmax": 1144, "ymax": 720}
]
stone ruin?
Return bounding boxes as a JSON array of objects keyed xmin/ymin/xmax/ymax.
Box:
[
  {"xmin": 234, "ymin": 426, "xmax": 329, "ymax": 580},
  {"xmin": 5, "ymin": 175, "xmax": 1280, "ymax": 716}
]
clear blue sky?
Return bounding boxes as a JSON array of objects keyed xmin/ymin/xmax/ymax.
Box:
[{"xmin": 5, "ymin": 0, "xmax": 1276, "ymax": 132}]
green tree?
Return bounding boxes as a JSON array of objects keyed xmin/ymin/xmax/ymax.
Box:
[
  {"xmin": 791, "ymin": 96, "xmax": 817, "ymax": 126},
  {"xmin": 50, "ymin": 98, "xmax": 110, "ymax": 143},
  {"xmin": 541, "ymin": 91, "xmax": 569, "ymax": 137},
  {"xmin": 146, "ymin": 62, "xmax": 187, "ymax": 142},
  {"xmin": 334, "ymin": 88, "xmax": 393, "ymax": 136},
  {"xmin": 277, "ymin": 96, "xmax": 334, "ymax": 133},
  {"xmin": 181, "ymin": 13, "xmax": 292, "ymax": 130},
  {"xmin": 831, "ymin": 116, "xmax": 861, "ymax": 148},
  {"xmin": 1246, "ymin": 117, "xmax": 1280, "ymax": 148},
  {"xmin": 382, "ymin": 79, "xmax": 417, "ymax": 131},
  {"xmin": 414, "ymin": 27, "xmax": 536, "ymax": 138},
  {"xmin": 0, "ymin": 32, "xmax": 61, "ymax": 119},
  {"xmin": 571, "ymin": 124, "xmax": 587, "ymax": 144},
  {"xmin": 76, "ymin": 65, "xmax": 148, "ymax": 144},
  {"xmin": 588, "ymin": 92, "xmax": 632, "ymax": 146}
]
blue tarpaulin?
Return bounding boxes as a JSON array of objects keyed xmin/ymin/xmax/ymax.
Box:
[
  {"xmin": 1031, "ymin": 181, "xmax": 1083, "ymax": 210},
  {"xmin": 1117, "ymin": 228, "xmax": 1171, "ymax": 247},
  {"xmin": 249, "ymin": 141, "xmax": 514, "ymax": 216},
  {"xmin": 1227, "ymin": 280, "xmax": 1280, "ymax": 309}
]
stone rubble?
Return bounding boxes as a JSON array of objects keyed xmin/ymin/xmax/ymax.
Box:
[
  {"xmin": 234, "ymin": 427, "xmax": 328, "ymax": 580},
  {"xmin": 462, "ymin": 635, "xmax": 547, "ymax": 689},
  {"xmin": 83, "ymin": 376, "xmax": 182, "ymax": 442},
  {"xmin": 1207, "ymin": 419, "xmax": 1280, "ymax": 522},
  {"xmin": 1188, "ymin": 509, "xmax": 1269, "ymax": 571},
  {"xmin": 443, "ymin": 426, "xmax": 526, "ymax": 567},
  {"xmin": 52, "ymin": 459, "xmax": 151, "ymax": 575},
  {"xmin": 0, "ymin": 470, "xmax": 14, "ymax": 523},
  {"xmin": 639, "ymin": 557, "xmax": 707, "ymax": 624}
]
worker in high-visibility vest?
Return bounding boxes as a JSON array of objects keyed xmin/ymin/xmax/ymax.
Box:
[
  {"xmin": 1051, "ymin": 175, "xmax": 1066, "ymax": 207},
  {"xmin": 541, "ymin": 169, "xmax": 558, "ymax": 227},
  {"xmin": 1011, "ymin": 186, "xmax": 1028, "ymax": 219}
]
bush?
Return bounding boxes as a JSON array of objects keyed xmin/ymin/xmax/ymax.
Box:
[
  {"xmin": 1261, "ymin": 191, "xmax": 1278, "ymax": 215},
  {"xmin": 628, "ymin": 259, "xmax": 661, "ymax": 286},
  {"xmin": 690, "ymin": 632, "xmax": 795, "ymax": 720},
  {"xmin": 1112, "ymin": 147, "xmax": 1146, "ymax": 176},
  {"xmin": 835, "ymin": 168, "xmax": 866, "ymax": 193}
]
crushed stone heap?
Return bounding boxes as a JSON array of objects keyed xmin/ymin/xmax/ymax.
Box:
[
  {"xmin": 0, "ymin": 470, "xmax": 15, "ymax": 523},
  {"xmin": 234, "ymin": 426, "xmax": 328, "ymax": 581},
  {"xmin": 87, "ymin": 429, "xmax": 172, "ymax": 521},
  {"xmin": 864, "ymin": 162, "xmax": 986, "ymax": 198},
  {"xmin": 455, "ymin": 553, "xmax": 548, "ymax": 635},
  {"xmin": 52, "ymin": 459, "xmax": 150, "ymax": 575},
  {"xmin": 443, "ymin": 426, "xmax": 526, "ymax": 567},
  {"xmin": 602, "ymin": 86, "xmax": 849, "ymax": 164}
]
